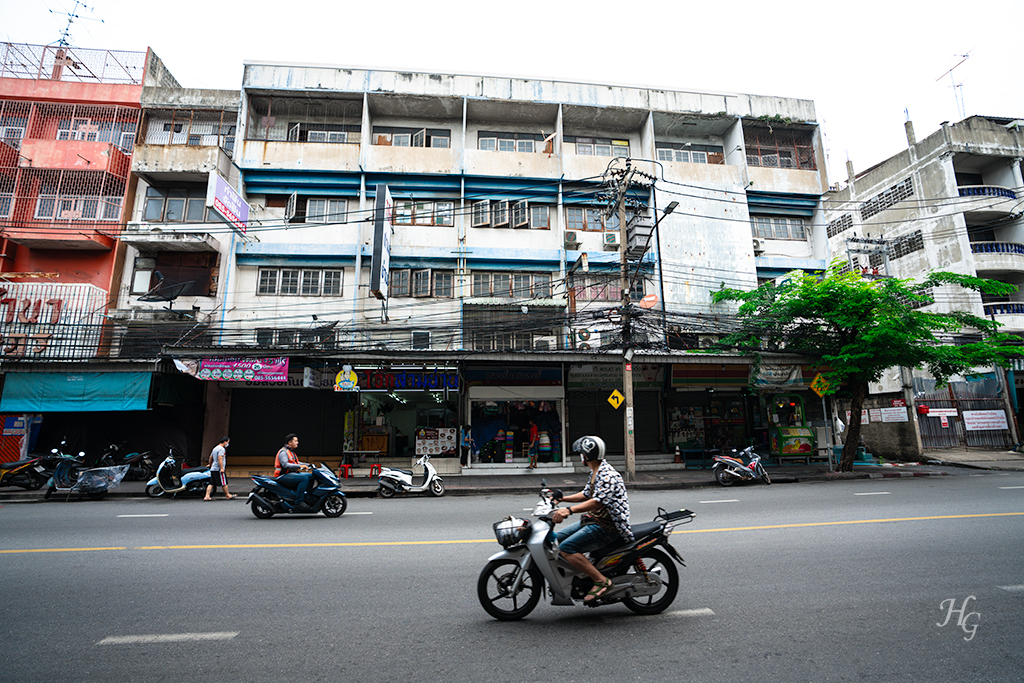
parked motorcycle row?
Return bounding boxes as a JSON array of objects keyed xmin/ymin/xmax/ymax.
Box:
[{"xmin": 0, "ymin": 439, "xmax": 155, "ymax": 500}]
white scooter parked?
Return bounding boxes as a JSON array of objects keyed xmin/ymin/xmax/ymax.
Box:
[{"xmin": 377, "ymin": 453, "xmax": 445, "ymax": 498}]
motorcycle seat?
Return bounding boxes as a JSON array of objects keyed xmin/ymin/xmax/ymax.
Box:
[
  {"xmin": 590, "ymin": 521, "xmax": 663, "ymax": 557},
  {"xmin": 0, "ymin": 459, "xmax": 34, "ymax": 470},
  {"xmin": 389, "ymin": 468, "xmax": 414, "ymax": 477}
]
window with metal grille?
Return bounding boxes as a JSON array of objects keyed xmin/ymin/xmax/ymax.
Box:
[
  {"xmin": 861, "ymin": 178, "xmax": 914, "ymax": 220},
  {"xmin": 566, "ymin": 136, "xmax": 629, "ymax": 157},
  {"xmin": 743, "ymin": 127, "xmax": 816, "ymax": 170},
  {"xmin": 477, "ymin": 131, "xmax": 546, "ymax": 152},
  {"xmin": 655, "ymin": 143, "xmax": 725, "ymax": 164},
  {"xmin": 827, "ymin": 213, "xmax": 853, "ymax": 239},
  {"xmin": 750, "ymin": 215, "xmax": 807, "ymax": 241},
  {"xmin": 256, "ymin": 268, "xmax": 342, "ymax": 296},
  {"xmin": 132, "ymin": 252, "xmax": 218, "ymax": 296},
  {"xmin": 373, "ymin": 127, "xmax": 450, "ymax": 148},
  {"xmin": 471, "ymin": 272, "xmax": 553, "ymax": 298}
]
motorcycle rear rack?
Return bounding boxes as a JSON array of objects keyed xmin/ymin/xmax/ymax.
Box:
[{"xmin": 656, "ymin": 507, "xmax": 696, "ymax": 529}]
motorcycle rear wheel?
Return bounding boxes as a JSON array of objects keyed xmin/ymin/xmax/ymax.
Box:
[
  {"xmin": 478, "ymin": 558, "xmax": 543, "ymax": 621},
  {"xmin": 321, "ymin": 494, "xmax": 347, "ymax": 517},
  {"xmin": 378, "ymin": 485, "xmax": 395, "ymax": 499},
  {"xmin": 429, "ymin": 479, "xmax": 445, "ymax": 497},
  {"xmin": 26, "ymin": 472, "xmax": 46, "ymax": 490},
  {"xmin": 622, "ymin": 548, "xmax": 679, "ymax": 615},
  {"xmin": 714, "ymin": 467, "xmax": 738, "ymax": 486},
  {"xmin": 251, "ymin": 490, "xmax": 276, "ymax": 519}
]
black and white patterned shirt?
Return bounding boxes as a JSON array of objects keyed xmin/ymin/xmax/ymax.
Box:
[{"xmin": 582, "ymin": 460, "xmax": 633, "ymax": 542}]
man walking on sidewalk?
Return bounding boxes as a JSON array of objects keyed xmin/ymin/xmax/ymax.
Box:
[{"xmin": 204, "ymin": 436, "xmax": 235, "ymax": 500}]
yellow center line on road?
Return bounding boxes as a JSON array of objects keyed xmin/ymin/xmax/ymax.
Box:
[
  {"xmin": 670, "ymin": 511, "xmax": 1024, "ymax": 534},
  {"xmin": 2, "ymin": 512, "xmax": 1022, "ymax": 555}
]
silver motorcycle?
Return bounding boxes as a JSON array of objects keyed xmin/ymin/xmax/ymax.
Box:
[{"xmin": 478, "ymin": 488, "xmax": 695, "ymax": 620}]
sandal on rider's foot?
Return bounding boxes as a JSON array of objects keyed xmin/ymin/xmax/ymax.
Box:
[{"xmin": 584, "ymin": 578, "xmax": 613, "ymax": 603}]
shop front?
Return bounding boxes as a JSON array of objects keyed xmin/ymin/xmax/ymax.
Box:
[
  {"xmin": 464, "ymin": 364, "xmax": 565, "ymax": 471},
  {"xmin": 566, "ymin": 363, "xmax": 664, "ymax": 454},
  {"xmin": 665, "ymin": 362, "xmax": 753, "ymax": 465}
]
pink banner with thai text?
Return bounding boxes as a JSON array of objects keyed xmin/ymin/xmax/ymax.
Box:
[{"xmin": 197, "ymin": 357, "xmax": 289, "ymax": 382}]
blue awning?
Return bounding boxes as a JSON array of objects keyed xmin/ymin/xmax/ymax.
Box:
[{"xmin": 0, "ymin": 372, "xmax": 152, "ymax": 412}]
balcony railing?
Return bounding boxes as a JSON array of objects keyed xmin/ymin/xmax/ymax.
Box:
[
  {"xmin": 959, "ymin": 185, "xmax": 1017, "ymax": 200},
  {"xmin": 0, "ymin": 43, "xmax": 146, "ymax": 85},
  {"xmin": 984, "ymin": 302, "xmax": 1024, "ymax": 316},
  {"xmin": 970, "ymin": 241, "xmax": 1024, "ymax": 255}
]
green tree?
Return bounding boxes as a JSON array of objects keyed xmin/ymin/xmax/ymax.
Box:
[{"xmin": 711, "ymin": 262, "xmax": 1021, "ymax": 471}]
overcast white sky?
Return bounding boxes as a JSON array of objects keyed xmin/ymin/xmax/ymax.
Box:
[{"xmin": 3, "ymin": 0, "xmax": 1021, "ymax": 184}]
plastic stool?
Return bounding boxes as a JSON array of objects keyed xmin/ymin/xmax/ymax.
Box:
[
  {"xmin": 338, "ymin": 464, "xmax": 353, "ymax": 479},
  {"xmin": 369, "ymin": 464, "xmax": 381, "ymax": 478}
]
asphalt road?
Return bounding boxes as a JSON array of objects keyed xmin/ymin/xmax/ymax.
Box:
[{"xmin": 1, "ymin": 471, "xmax": 1023, "ymax": 682}]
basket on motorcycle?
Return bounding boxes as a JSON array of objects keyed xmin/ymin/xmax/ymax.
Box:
[
  {"xmin": 658, "ymin": 508, "xmax": 696, "ymax": 523},
  {"xmin": 493, "ymin": 516, "xmax": 531, "ymax": 548}
]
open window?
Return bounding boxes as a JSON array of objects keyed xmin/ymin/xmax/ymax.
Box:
[
  {"xmin": 492, "ymin": 200, "xmax": 509, "ymax": 228},
  {"xmin": 472, "ymin": 200, "xmax": 490, "ymax": 227},
  {"xmin": 512, "ymin": 200, "xmax": 529, "ymax": 229}
]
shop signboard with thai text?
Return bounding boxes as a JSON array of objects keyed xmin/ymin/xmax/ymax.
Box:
[
  {"xmin": 0, "ymin": 283, "xmax": 106, "ymax": 360},
  {"xmin": 962, "ymin": 410, "xmax": 1009, "ymax": 431},
  {"xmin": 879, "ymin": 407, "xmax": 909, "ymax": 422},
  {"xmin": 568, "ymin": 363, "xmax": 663, "ymax": 390},
  {"xmin": 197, "ymin": 357, "xmax": 288, "ymax": 382}
]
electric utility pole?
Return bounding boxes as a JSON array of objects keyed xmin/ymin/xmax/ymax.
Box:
[{"xmin": 614, "ymin": 163, "xmax": 637, "ymax": 481}]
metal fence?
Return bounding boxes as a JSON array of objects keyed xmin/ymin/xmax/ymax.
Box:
[
  {"xmin": 914, "ymin": 379, "xmax": 1014, "ymax": 449},
  {"xmin": 140, "ymin": 108, "xmax": 236, "ymax": 156},
  {"xmin": 0, "ymin": 43, "xmax": 146, "ymax": 85}
]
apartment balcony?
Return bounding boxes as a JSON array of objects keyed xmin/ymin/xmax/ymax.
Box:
[
  {"xmin": 3, "ymin": 219, "xmax": 119, "ymax": 250},
  {"xmin": 982, "ymin": 302, "xmax": 1024, "ymax": 332},
  {"xmin": 970, "ymin": 242, "xmax": 1024, "ymax": 275},
  {"xmin": 18, "ymin": 138, "xmax": 130, "ymax": 176},
  {"xmin": 120, "ymin": 221, "xmax": 221, "ymax": 253},
  {"xmin": 363, "ymin": 144, "xmax": 460, "ymax": 175},
  {"xmin": 957, "ymin": 185, "xmax": 1019, "ymax": 221},
  {"xmin": 132, "ymin": 143, "xmax": 234, "ymax": 184},
  {"xmin": 747, "ymin": 164, "xmax": 826, "ymax": 194},
  {"xmin": 464, "ymin": 149, "xmax": 561, "ymax": 180},
  {"xmin": 237, "ymin": 139, "xmax": 360, "ymax": 172}
]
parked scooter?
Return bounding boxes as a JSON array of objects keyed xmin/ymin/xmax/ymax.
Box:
[
  {"xmin": 478, "ymin": 487, "xmax": 696, "ymax": 620},
  {"xmin": 146, "ymin": 448, "xmax": 210, "ymax": 498},
  {"xmin": 711, "ymin": 446, "xmax": 771, "ymax": 486},
  {"xmin": 377, "ymin": 453, "xmax": 445, "ymax": 498},
  {"xmin": 0, "ymin": 456, "xmax": 47, "ymax": 490},
  {"xmin": 247, "ymin": 463, "xmax": 347, "ymax": 518},
  {"xmin": 99, "ymin": 443, "xmax": 155, "ymax": 481},
  {"xmin": 44, "ymin": 455, "xmax": 129, "ymax": 501}
]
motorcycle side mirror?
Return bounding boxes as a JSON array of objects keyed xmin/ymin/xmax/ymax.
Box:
[{"xmin": 550, "ymin": 488, "xmax": 563, "ymax": 500}]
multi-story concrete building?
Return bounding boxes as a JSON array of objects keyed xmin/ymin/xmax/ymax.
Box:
[
  {"xmin": 824, "ymin": 116, "xmax": 1024, "ymax": 454},
  {"xmin": 128, "ymin": 63, "xmax": 833, "ymax": 471},
  {"xmin": 0, "ymin": 43, "xmax": 189, "ymax": 458}
]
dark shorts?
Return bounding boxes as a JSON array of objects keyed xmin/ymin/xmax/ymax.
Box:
[{"xmin": 209, "ymin": 470, "xmax": 227, "ymax": 489}]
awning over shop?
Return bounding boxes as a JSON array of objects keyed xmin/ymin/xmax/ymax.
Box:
[{"xmin": 0, "ymin": 372, "xmax": 152, "ymax": 412}]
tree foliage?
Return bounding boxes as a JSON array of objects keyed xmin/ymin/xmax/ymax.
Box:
[{"xmin": 711, "ymin": 262, "xmax": 1022, "ymax": 471}]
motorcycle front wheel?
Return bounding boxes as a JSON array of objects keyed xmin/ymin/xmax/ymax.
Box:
[
  {"xmin": 757, "ymin": 463, "xmax": 772, "ymax": 485},
  {"xmin": 429, "ymin": 479, "xmax": 445, "ymax": 497},
  {"xmin": 478, "ymin": 559, "xmax": 543, "ymax": 621},
  {"xmin": 321, "ymin": 493, "xmax": 347, "ymax": 517},
  {"xmin": 714, "ymin": 467, "xmax": 737, "ymax": 486},
  {"xmin": 145, "ymin": 484, "xmax": 165, "ymax": 498},
  {"xmin": 622, "ymin": 548, "xmax": 679, "ymax": 615}
]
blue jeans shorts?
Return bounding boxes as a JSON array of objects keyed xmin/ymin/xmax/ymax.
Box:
[{"xmin": 556, "ymin": 520, "xmax": 616, "ymax": 555}]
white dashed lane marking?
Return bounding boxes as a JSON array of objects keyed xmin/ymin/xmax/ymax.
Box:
[
  {"xmin": 664, "ymin": 608, "xmax": 715, "ymax": 618},
  {"xmin": 698, "ymin": 499, "xmax": 739, "ymax": 504},
  {"xmin": 98, "ymin": 632, "xmax": 238, "ymax": 645},
  {"xmin": 117, "ymin": 514, "xmax": 169, "ymax": 518},
  {"xmin": 855, "ymin": 492, "xmax": 891, "ymax": 496},
  {"xmin": 998, "ymin": 585, "xmax": 1024, "ymax": 593}
]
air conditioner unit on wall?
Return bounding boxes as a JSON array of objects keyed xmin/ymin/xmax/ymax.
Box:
[
  {"xmin": 534, "ymin": 335, "xmax": 557, "ymax": 351},
  {"xmin": 698, "ymin": 334, "xmax": 718, "ymax": 349},
  {"xmin": 564, "ymin": 231, "xmax": 580, "ymax": 248},
  {"xmin": 126, "ymin": 221, "xmax": 148, "ymax": 231},
  {"xmin": 577, "ymin": 329, "xmax": 601, "ymax": 351},
  {"xmin": 752, "ymin": 238, "xmax": 765, "ymax": 255},
  {"xmin": 603, "ymin": 232, "xmax": 620, "ymax": 250}
]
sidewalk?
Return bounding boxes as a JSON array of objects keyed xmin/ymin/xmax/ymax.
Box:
[{"xmin": 7, "ymin": 449, "xmax": 1021, "ymax": 502}]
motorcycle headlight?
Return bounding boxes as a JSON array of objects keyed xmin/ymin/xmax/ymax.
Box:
[{"xmin": 493, "ymin": 516, "xmax": 531, "ymax": 548}]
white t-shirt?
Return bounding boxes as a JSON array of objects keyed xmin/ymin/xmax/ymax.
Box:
[{"xmin": 210, "ymin": 444, "xmax": 226, "ymax": 471}]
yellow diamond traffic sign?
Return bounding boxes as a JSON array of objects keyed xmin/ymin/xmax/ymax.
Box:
[
  {"xmin": 810, "ymin": 373, "xmax": 832, "ymax": 398},
  {"xmin": 608, "ymin": 389, "xmax": 625, "ymax": 409}
]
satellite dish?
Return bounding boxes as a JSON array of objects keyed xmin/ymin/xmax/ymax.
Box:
[{"xmin": 137, "ymin": 281, "xmax": 195, "ymax": 302}]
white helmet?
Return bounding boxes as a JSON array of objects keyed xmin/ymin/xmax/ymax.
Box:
[{"xmin": 572, "ymin": 435, "xmax": 606, "ymax": 463}]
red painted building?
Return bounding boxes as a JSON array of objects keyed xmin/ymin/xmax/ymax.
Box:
[{"xmin": 0, "ymin": 43, "xmax": 178, "ymax": 293}]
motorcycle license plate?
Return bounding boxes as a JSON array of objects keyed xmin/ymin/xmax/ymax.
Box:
[{"xmin": 34, "ymin": 465, "xmax": 46, "ymax": 473}]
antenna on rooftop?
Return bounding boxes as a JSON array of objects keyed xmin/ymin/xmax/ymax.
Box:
[
  {"xmin": 936, "ymin": 51, "xmax": 971, "ymax": 121},
  {"xmin": 49, "ymin": 0, "xmax": 105, "ymax": 47}
]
